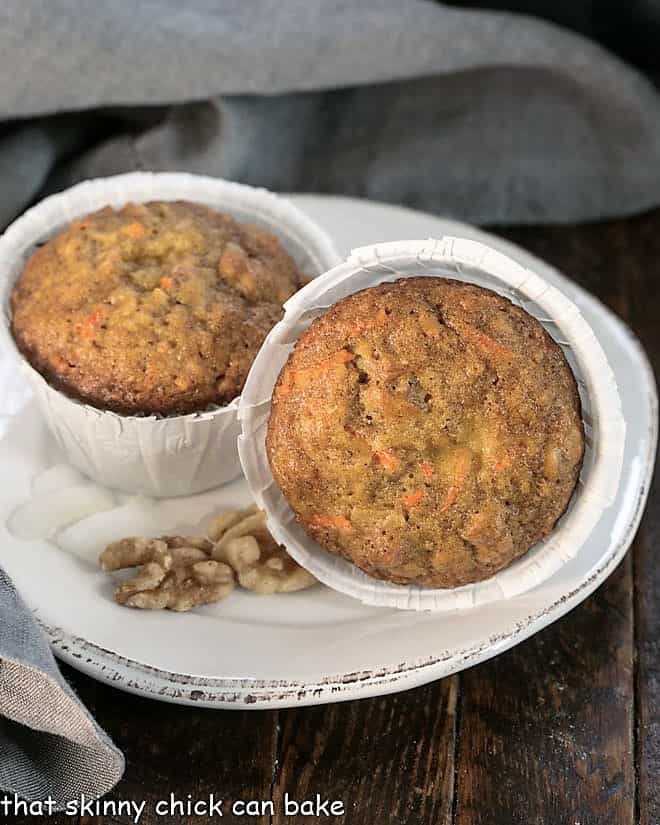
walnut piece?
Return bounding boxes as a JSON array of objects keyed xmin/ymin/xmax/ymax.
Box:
[
  {"xmin": 159, "ymin": 535, "xmax": 214, "ymax": 553},
  {"xmin": 215, "ymin": 517, "xmax": 317, "ymax": 594},
  {"xmin": 211, "ymin": 509, "xmax": 267, "ymax": 557},
  {"xmin": 99, "ymin": 536, "xmax": 172, "ymax": 572},
  {"xmin": 207, "ymin": 506, "xmax": 259, "ymax": 542},
  {"xmin": 99, "ymin": 535, "xmax": 234, "ymax": 611},
  {"xmin": 120, "ymin": 560, "xmax": 235, "ymax": 611}
]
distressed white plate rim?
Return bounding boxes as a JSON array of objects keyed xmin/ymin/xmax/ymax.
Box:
[{"xmin": 0, "ymin": 195, "xmax": 656, "ymax": 709}]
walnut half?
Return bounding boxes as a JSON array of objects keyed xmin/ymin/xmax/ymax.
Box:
[
  {"xmin": 99, "ymin": 536, "xmax": 234, "ymax": 611},
  {"xmin": 210, "ymin": 512, "xmax": 317, "ymax": 594}
]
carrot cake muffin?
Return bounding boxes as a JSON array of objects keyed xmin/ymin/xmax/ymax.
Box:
[
  {"xmin": 266, "ymin": 278, "xmax": 584, "ymax": 588},
  {"xmin": 11, "ymin": 201, "xmax": 305, "ymax": 415}
]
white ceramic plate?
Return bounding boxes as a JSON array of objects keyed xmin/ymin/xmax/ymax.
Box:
[{"xmin": 0, "ymin": 196, "xmax": 656, "ymax": 709}]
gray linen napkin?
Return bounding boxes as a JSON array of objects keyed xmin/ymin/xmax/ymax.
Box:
[
  {"xmin": 0, "ymin": 569, "xmax": 124, "ymax": 809},
  {"xmin": 1, "ymin": 0, "xmax": 660, "ymax": 807},
  {"xmin": 2, "ymin": 0, "xmax": 660, "ymax": 228}
]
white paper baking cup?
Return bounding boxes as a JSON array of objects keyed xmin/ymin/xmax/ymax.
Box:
[
  {"xmin": 238, "ymin": 237, "xmax": 626, "ymax": 611},
  {"xmin": 0, "ymin": 172, "xmax": 341, "ymax": 498}
]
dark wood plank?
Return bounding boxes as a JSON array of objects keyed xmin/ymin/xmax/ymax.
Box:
[
  {"xmin": 272, "ymin": 677, "xmax": 457, "ymax": 825},
  {"xmin": 455, "ymin": 557, "xmax": 635, "ymax": 825},
  {"xmin": 499, "ymin": 221, "xmax": 629, "ymax": 318},
  {"xmin": 60, "ymin": 664, "xmax": 279, "ymax": 825},
  {"xmin": 633, "ymin": 425, "xmax": 660, "ymax": 825},
  {"xmin": 519, "ymin": 208, "xmax": 660, "ymax": 825},
  {"xmin": 452, "ymin": 219, "xmax": 637, "ymax": 825},
  {"xmin": 614, "ymin": 208, "xmax": 660, "ymax": 825}
]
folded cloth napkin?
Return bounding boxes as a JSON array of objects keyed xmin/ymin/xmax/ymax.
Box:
[
  {"xmin": 1, "ymin": 0, "xmax": 659, "ymax": 807},
  {"xmin": 2, "ymin": 0, "xmax": 660, "ymax": 229},
  {"xmin": 0, "ymin": 569, "xmax": 124, "ymax": 809}
]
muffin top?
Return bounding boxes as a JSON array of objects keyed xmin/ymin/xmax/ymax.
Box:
[
  {"xmin": 11, "ymin": 201, "xmax": 305, "ymax": 415},
  {"xmin": 266, "ymin": 278, "xmax": 584, "ymax": 588}
]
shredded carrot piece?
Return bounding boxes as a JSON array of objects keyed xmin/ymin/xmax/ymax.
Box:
[
  {"xmin": 402, "ymin": 489, "xmax": 424, "ymax": 508},
  {"xmin": 349, "ymin": 310, "xmax": 389, "ymax": 335},
  {"xmin": 279, "ymin": 349, "xmax": 355, "ymax": 393},
  {"xmin": 51, "ymin": 354, "xmax": 69, "ymax": 372},
  {"xmin": 277, "ymin": 370, "xmax": 295, "ymax": 396},
  {"xmin": 309, "ymin": 514, "xmax": 352, "ymax": 531},
  {"xmin": 439, "ymin": 449, "xmax": 473, "ymax": 512},
  {"xmin": 159, "ymin": 276, "xmax": 173, "ymax": 289},
  {"xmin": 373, "ymin": 450, "xmax": 400, "ymax": 473},
  {"xmin": 121, "ymin": 221, "xmax": 146, "ymax": 239},
  {"xmin": 493, "ymin": 453, "xmax": 511, "ymax": 473},
  {"xmin": 460, "ymin": 325, "xmax": 512, "ymax": 360},
  {"xmin": 418, "ymin": 313, "xmax": 442, "ymax": 337},
  {"xmin": 420, "ymin": 462, "xmax": 434, "ymax": 480},
  {"xmin": 77, "ymin": 308, "xmax": 103, "ymax": 339},
  {"xmin": 439, "ymin": 486, "xmax": 459, "ymax": 512}
]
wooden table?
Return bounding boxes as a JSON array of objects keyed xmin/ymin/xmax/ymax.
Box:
[{"xmin": 12, "ymin": 209, "xmax": 659, "ymax": 825}]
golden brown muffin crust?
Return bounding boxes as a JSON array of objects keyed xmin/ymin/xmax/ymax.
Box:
[
  {"xmin": 266, "ymin": 278, "xmax": 584, "ymax": 588},
  {"xmin": 11, "ymin": 201, "xmax": 305, "ymax": 415}
]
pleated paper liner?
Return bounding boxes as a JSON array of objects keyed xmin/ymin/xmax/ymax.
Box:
[{"xmin": 238, "ymin": 238, "xmax": 625, "ymax": 611}]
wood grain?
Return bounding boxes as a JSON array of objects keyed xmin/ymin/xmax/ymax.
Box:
[
  {"xmin": 272, "ymin": 678, "xmax": 458, "ymax": 824},
  {"xmin": 455, "ymin": 558, "xmax": 635, "ymax": 825},
  {"xmin": 633, "ymin": 408, "xmax": 660, "ymax": 825},
  {"xmin": 60, "ymin": 664, "xmax": 279, "ymax": 825},
  {"xmin": 616, "ymin": 209, "xmax": 660, "ymax": 825}
]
